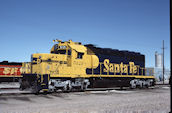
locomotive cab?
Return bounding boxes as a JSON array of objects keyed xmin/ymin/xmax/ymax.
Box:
[{"xmin": 20, "ymin": 40, "xmax": 99, "ymax": 93}]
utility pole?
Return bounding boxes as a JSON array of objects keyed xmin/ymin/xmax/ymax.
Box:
[{"xmin": 162, "ymin": 40, "xmax": 165, "ymax": 84}]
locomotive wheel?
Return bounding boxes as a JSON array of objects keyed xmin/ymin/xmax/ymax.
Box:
[
  {"xmin": 19, "ymin": 80, "xmax": 30, "ymax": 90},
  {"xmin": 80, "ymin": 82, "xmax": 87, "ymax": 91},
  {"xmin": 32, "ymin": 82, "xmax": 40, "ymax": 94},
  {"xmin": 130, "ymin": 80, "xmax": 136, "ymax": 89},
  {"xmin": 62, "ymin": 83, "xmax": 72, "ymax": 93},
  {"xmin": 138, "ymin": 81, "xmax": 143, "ymax": 89}
]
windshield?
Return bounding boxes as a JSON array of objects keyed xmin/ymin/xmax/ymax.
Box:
[{"xmin": 56, "ymin": 50, "xmax": 66, "ymax": 54}]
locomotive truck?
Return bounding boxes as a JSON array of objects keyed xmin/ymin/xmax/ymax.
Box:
[{"xmin": 20, "ymin": 40, "xmax": 155, "ymax": 93}]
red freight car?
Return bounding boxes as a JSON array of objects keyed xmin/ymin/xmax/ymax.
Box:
[{"xmin": 0, "ymin": 61, "xmax": 22, "ymax": 82}]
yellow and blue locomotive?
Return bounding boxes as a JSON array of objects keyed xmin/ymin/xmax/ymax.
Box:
[{"xmin": 20, "ymin": 40, "xmax": 155, "ymax": 93}]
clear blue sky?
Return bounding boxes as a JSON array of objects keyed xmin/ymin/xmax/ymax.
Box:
[{"xmin": 0, "ymin": 0, "xmax": 170, "ymax": 69}]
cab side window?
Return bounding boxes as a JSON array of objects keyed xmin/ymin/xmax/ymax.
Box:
[
  {"xmin": 68, "ymin": 50, "xmax": 71, "ymax": 55},
  {"xmin": 77, "ymin": 52, "xmax": 84, "ymax": 59}
]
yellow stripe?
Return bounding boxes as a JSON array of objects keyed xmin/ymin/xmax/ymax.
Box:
[
  {"xmin": 42, "ymin": 89, "xmax": 48, "ymax": 91},
  {"xmin": 50, "ymin": 74, "xmax": 155, "ymax": 79},
  {"xmin": 0, "ymin": 75, "xmax": 22, "ymax": 77}
]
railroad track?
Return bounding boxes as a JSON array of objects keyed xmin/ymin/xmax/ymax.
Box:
[
  {"xmin": 0, "ymin": 84, "xmax": 170, "ymax": 96},
  {"xmin": 0, "ymin": 87, "xmax": 126, "ymax": 95}
]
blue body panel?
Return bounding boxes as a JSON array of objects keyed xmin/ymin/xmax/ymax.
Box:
[{"xmin": 86, "ymin": 53, "xmax": 145, "ymax": 75}]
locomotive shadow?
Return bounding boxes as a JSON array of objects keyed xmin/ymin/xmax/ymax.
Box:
[{"xmin": 0, "ymin": 96, "xmax": 32, "ymax": 102}]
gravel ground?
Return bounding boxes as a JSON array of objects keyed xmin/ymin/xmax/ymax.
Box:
[{"xmin": 0, "ymin": 85, "xmax": 170, "ymax": 113}]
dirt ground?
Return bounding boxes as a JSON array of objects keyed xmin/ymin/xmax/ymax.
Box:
[{"xmin": 0, "ymin": 85, "xmax": 171, "ymax": 113}]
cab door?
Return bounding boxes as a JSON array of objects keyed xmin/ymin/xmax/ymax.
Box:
[{"xmin": 67, "ymin": 49, "xmax": 72, "ymax": 66}]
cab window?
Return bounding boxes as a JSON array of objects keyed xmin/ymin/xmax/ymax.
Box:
[
  {"xmin": 77, "ymin": 52, "xmax": 84, "ymax": 59},
  {"xmin": 68, "ymin": 50, "xmax": 71, "ymax": 55},
  {"xmin": 56, "ymin": 50, "xmax": 66, "ymax": 54}
]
